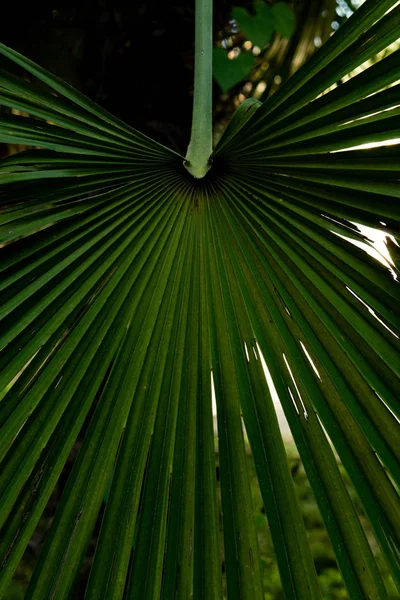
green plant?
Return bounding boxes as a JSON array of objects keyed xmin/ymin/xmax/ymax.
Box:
[
  {"xmin": 0, "ymin": 0, "xmax": 399, "ymax": 598},
  {"xmin": 213, "ymin": 1, "xmax": 296, "ymax": 93}
]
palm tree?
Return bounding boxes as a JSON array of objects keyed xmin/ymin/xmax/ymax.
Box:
[{"xmin": 0, "ymin": 0, "xmax": 399, "ymax": 598}]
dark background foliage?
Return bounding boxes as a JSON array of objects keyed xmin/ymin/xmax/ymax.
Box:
[
  {"xmin": 0, "ymin": 0, "xmax": 227, "ymax": 152},
  {"xmin": 0, "ymin": 0, "xmax": 338, "ymax": 154}
]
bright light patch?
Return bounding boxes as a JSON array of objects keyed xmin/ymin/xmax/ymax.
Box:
[
  {"xmin": 283, "ymin": 353, "xmax": 308, "ymax": 420},
  {"xmin": 254, "ymin": 81, "xmax": 267, "ymax": 97},
  {"xmin": 299, "ymin": 342, "xmax": 322, "ymax": 380},
  {"xmin": 376, "ymin": 392, "xmax": 400, "ymax": 425},
  {"xmin": 346, "ymin": 286, "xmax": 399, "ymax": 339},
  {"xmin": 334, "ymin": 223, "xmax": 398, "ymax": 281},
  {"xmin": 211, "ymin": 369, "xmax": 218, "ymax": 426},
  {"xmin": 287, "ymin": 386, "xmax": 300, "ymax": 415},
  {"xmin": 256, "ymin": 342, "xmax": 292, "ymax": 438},
  {"xmin": 331, "ymin": 138, "xmax": 400, "ymax": 153}
]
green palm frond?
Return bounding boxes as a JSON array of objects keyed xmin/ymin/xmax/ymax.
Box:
[{"xmin": 0, "ymin": 1, "xmax": 399, "ymax": 598}]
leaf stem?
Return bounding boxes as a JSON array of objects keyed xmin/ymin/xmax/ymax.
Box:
[{"xmin": 184, "ymin": 0, "xmax": 213, "ymax": 178}]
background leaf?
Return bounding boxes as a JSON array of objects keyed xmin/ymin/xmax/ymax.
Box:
[
  {"xmin": 271, "ymin": 2, "xmax": 296, "ymax": 39},
  {"xmin": 213, "ymin": 47, "xmax": 255, "ymax": 92},
  {"xmin": 232, "ymin": 5, "xmax": 275, "ymax": 48}
]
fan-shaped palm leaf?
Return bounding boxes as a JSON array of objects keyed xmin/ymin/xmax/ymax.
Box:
[{"xmin": 0, "ymin": 1, "xmax": 399, "ymax": 598}]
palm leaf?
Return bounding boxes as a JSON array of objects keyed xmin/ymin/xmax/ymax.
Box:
[{"xmin": 0, "ymin": 1, "xmax": 399, "ymax": 598}]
